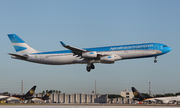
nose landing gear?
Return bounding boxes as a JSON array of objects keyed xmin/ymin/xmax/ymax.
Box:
[
  {"xmin": 86, "ymin": 63, "xmax": 95, "ymax": 72},
  {"xmin": 154, "ymin": 56, "xmax": 157, "ymax": 63}
]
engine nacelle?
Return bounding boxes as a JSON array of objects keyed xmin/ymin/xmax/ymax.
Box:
[
  {"xmin": 100, "ymin": 56, "xmax": 115, "ymax": 64},
  {"xmin": 162, "ymin": 100, "xmax": 169, "ymax": 104},
  {"xmin": 100, "ymin": 55, "xmax": 122, "ymax": 64},
  {"xmin": 82, "ymin": 52, "xmax": 97, "ymax": 58}
]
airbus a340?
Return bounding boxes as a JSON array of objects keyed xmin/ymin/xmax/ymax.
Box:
[{"xmin": 8, "ymin": 34, "xmax": 171, "ymax": 72}]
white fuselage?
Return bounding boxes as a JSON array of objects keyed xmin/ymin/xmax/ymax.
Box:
[
  {"xmin": 32, "ymin": 97, "xmax": 43, "ymax": 102},
  {"xmin": 24, "ymin": 50, "xmax": 161, "ymax": 65},
  {"xmin": 6, "ymin": 96, "xmax": 22, "ymax": 101},
  {"xmin": 7, "ymin": 34, "xmax": 172, "ymax": 71},
  {"xmin": 143, "ymin": 96, "xmax": 180, "ymax": 104},
  {"xmin": 0, "ymin": 95, "xmax": 10, "ymax": 100}
]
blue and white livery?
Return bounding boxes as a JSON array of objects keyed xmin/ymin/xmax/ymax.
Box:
[{"xmin": 7, "ymin": 34, "xmax": 172, "ymax": 72}]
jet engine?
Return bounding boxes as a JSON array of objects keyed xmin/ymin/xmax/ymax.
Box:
[
  {"xmin": 82, "ymin": 52, "xmax": 97, "ymax": 58},
  {"xmin": 100, "ymin": 55, "xmax": 122, "ymax": 64},
  {"xmin": 100, "ymin": 56, "xmax": 114, "ymax": 63},
  {"xmin": 162, "ymin": 100, "xmax": 169, "ymax": 104}
]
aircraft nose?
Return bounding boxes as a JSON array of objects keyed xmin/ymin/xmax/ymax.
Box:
[
  {"xmin": 168, "ymin": 47, "xmax": 172, "ymax": 52},
  {"xmin": 162, "ymin": 46, "xmax": 172, "ymax": 54}
]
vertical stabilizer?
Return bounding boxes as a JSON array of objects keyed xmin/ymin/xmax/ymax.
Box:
[
  {"xmin": 132, "ymin": 87, "xmax": 145, "ymax": 101},
  {"xmin": 24, "ymin": 86, "xmax": 37, "ymax": 97},
  {"xmin": 7, "ymin": 34, "xmax": 39, "ymax": 55},
  {"xmin": 43, "ymin": 90, "xmax": 52, "ymax": 100}
]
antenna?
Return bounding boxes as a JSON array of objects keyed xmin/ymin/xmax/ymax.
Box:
[
  {"xmin": 163, "ymin": 90, "xmax": 165, "ymax": 95},
  {"xmin": 95, "ymin": 80, "xmax": 97, "ymax": 95},
  {"xmin": 149, "ymin": 82, "xmax": 152, "ymax": 96},
  {"xmin": 21, "ymin": 80, "xmax": 23, "ymax": 95}
]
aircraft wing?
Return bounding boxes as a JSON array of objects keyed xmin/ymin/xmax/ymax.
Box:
[
  {"xmin": 0, "ymin": 95, "xmax": 10, "ymax": 100},
  {"xmin": 60, "ymin": 41, "xmax": 119, "ymax": 59},
  {"xmin": 60, "ymin": 41, "xmax": 87, "ymax": 54},
  {"xmin": 154, "ymin": 98, "xmax": 171, "ymax": 104}
]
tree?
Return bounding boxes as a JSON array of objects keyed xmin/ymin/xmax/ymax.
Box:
[
  {"xmin": 42, "ymin": 91, "xmax": 45, "ymax": 94},
  {"xmin": 3, "ymin": 92, "xmax": 9, "ymax": 95},
  {"xmin": 46, "ymin": 90, "xmax": 48, "ymax": 94},
  {"xmin": 58, "ymin": 90, "xmax": 61, "ymax": 94},
  {"xmin": 141, "ymin": 93, "xmax": 150, "ymax": 97},
  {"xmin": 175, "ymin": 92, "xmax": 180, "ymax": 96},
  {"xmin": 155, "ymin": 94, "xmax": 164, "ymax": 97},
  {"xmin": 164, "ymin": 93, "xmax": 175, "ymax": 96},
  {"xmin": 52, "ymin": 90, "xmax": 55, "ymax": 94}
]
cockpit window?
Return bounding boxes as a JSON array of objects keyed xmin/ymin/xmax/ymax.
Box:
[{"xmin": 163, "ymin": 45, "xmax": 168, "ymax": 47}]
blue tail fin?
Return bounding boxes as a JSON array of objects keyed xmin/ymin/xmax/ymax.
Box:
[{"xmin": 8, "ymin": 34, "xmax": 39, "ymax": 55}]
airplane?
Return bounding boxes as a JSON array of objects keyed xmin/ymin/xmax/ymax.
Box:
[
  {"xmin": 7, "ymin": 34, "xmax": 172, "ymax": 72},
  {"xmin": 7, "ymin": 86, "xmax": 36, "ymax": 102},
  {"xmin": 0, "ymin": 93, "xmax": 10, "ymax": 101},
  {"xmin": 32, "ymin": 90, "xmax": 52, "ymax": 102},
  {"xmin": 132, "ymin": 87, "xmax": 180, "ymax": 104}
]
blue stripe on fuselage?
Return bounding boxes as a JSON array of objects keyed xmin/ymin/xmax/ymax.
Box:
[{"xmin": 30, "ymin": 43, "xmax": 161, "ymax": 55}]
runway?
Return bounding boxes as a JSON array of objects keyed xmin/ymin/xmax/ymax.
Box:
[{"xmin": 0, "ymin": 105, "xmax": 179, "ymax": 108}]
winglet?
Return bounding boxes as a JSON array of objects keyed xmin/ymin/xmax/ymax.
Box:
[
  {"xmin": 60, "ymin": 41, "xmax": 66, "ymax": 46},
  {"xmin": 59, "ymin": 41, "xmax": 87, "ymax": 53}
]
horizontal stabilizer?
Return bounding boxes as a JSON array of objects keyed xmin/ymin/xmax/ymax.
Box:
[{"xmin": 8, "ymin": 53, "xmax": 28, "ymax": 60}]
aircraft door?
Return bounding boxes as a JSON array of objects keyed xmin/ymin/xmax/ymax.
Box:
[
  {"xmin": 155, "ymin": 44, "xmax": 159, "ymax": 50},
  {"xmin": 38, "ymin": 54, "xmax": 44, "ymax": 60}
]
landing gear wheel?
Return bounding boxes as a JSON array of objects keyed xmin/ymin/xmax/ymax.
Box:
[
  {"xmin": 91, "ymin": 63, "xmax": 95, "ymax": 69},
  {"xmin": 86, "ymin": 63, "xmax": 95, "ymax": 72},
  {"xmin": 86, "ymin": 66, "xmax": 91, "ymax": 72},
  {"xmin": 154, "ymin": 56, "xmax": 157, "ymax": 63},
  {"xmin": 154, "ymin": 60, "xmax": 157, "ymax": 63}
]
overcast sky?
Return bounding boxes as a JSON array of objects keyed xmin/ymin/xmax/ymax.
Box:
[{"xmin": 1, "ymin": 0, "xmax": 180, "ymax": 95}]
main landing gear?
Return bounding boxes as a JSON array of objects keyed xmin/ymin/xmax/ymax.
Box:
[
  {"xmin": 86, "ymin": 63, "xmax": 95, "ymax": 72},
  {"xmin": 154, "ymin": 56, "xmax": 157, "ymax": 63}
]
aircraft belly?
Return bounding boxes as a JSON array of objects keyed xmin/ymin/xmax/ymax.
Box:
[
  {"xmin": 97, "ymin": 50, "xmax": 159, "ymax": 60},
  {"xmin": 121, "ymin": 50, "xmax": 147, "ymax": 58},
  {"xmin": 44, "ymin": 55, "xmax": 77, "ymax": 64},
  {"xmin": 27, "ymin": 50, "xmax": 161, "ymax": 65},
  {"xmin": 32, "ymin": 98, "xmax": 43, "ymax": 101},
  {"xmin": 28, "ymin": 54, "xmax": 76, "ymax": 65},
  {"xmin": 114, "ymin": 50, "xmax": 161, "ymax": 59}
]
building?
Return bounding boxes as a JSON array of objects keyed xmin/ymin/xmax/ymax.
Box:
[
  {"xmin": 6, "ymin": 93, "xmax": 135, "ymax": 104},
  {"xmin": 120, "ymin": 89, "xmax": 134, "ymax": 99},
  {"xmin": 34, "ymin": 93, "xmax": 108, "ymax": 103}
]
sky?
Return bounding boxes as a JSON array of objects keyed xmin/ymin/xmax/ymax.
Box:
[{"xmin": 0, "ymin": 0, "xmax": 180, "ymax": 95}]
